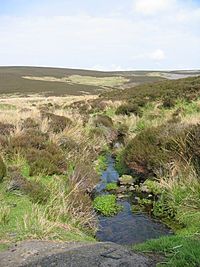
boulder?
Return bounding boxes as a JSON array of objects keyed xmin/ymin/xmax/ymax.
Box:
[{"xmin": 0, "ymin": 241, "xmax": 153, "ymax": 267}]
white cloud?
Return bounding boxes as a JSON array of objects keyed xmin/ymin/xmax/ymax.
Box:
[
  {"xmin": 133, "ymin": 0, "xmax": 174, "ymax": 15},
  {"xmin": 176, "ymin": 8, "xmax": 200, "ymax": 22},
  {"xmin": 0, "ymin": 0, "xmax": 199, "ymax": 70},
  {"xmin": 149, "ymin": 49, "xmax": 166, "ymax": 61}
]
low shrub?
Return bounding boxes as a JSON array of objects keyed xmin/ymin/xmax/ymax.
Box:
[
  {"xmin": 7, "ymin": 170, "xmax": 49, "ymax": 204},
  {"xmin": 162, "ymin": 97, "xmax": 176, "ymax": 108},
  {"xmin": 185, "ymin": 124, "xmax": 200, "ymax": 174},
  {"xmin": 116, "ymin": 103, "xmax": 142, "ymax": 116},
  {"xmin": 92, "ymin": 114, "xmax": 113, "ymax": 128},
  {"xmin": 124, "ymin": 127, "xmax": 169, "ymax": 177},
  {"xmin": 9, "ymin": 129, "xmax": 48, "ymax": 151},
  {"xmin": 0, "ymin": 122, "xmax": 14, "ymax": 135},
  {"xmin": 22, "ymin": 180, "xmax": 49, "ymax": 204},
  {"xmin": 25, "ymin": 143, "xmax": 67, "ymax": 176},
  {"xmin": 57, "ymin": 137, "xmax": 78, "ymax": 151},
  {"xmin": 21, "ymin": 118, "xmax": 39, "ymax": 129},
  {"xmin": 44, "ymin": 113, "xmax": 72, "ymax": 133},
  {"xmin": 102, "ymin": 76, "xmax": 200, "ymax": 104},
  {"xmin": 123, "ymin": 122, "xmax": 198, "ymax": 178}
]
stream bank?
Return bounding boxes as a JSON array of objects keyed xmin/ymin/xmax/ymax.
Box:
[{"xmin": 94, "ymin": 155, "xmax": 171, "ymax": 245}]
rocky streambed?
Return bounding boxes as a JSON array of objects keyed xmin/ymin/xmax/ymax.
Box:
[{"xmin": 95, "ymin": 155, "xmax": 171, "ymax": 245}]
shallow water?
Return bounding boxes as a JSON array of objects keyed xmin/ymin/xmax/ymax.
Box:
[{"xmin": 95, "ymin": 155, "xmax": 171, "ymax": 245}]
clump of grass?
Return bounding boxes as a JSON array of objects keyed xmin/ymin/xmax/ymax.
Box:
[
  {"xmin": 43, "ymin": 112, "xmax": 72, "ymax": 133},
  {"xmin": 0, "ymin": 156, "xmax": 7, "ymax": 182},
  {"xmin": 134, "ymin": 235, "xmax": 200, "ymax": 267},
  {"xmin": 19, "ymin": 204, "xmax": 59, "ymax": 240},
  {"xmin": 95, "ymin": 154, "xmax": 107, "ymax": 175},
  {"xmin": 175, "ymin": 99, "xmax": 200, "ymax": 116},
  {"xmin": 0, "ymin": 205, "xmax": 11, "ymax": 225},
  {"xmin": 93, "ymin": 194, "xmax": 122, "ymax": 216},
  {"xmin": 0, "ymin": 121, "xmax": 14, "ymax": 135},
  {"xmin": 115, "ymin": 148, "xmax": 129, "ymax": 176}
]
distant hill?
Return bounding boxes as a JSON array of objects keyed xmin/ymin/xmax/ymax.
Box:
[{"xmin": 0, "ymin": 66, "xmax": 199, "ymax": 96}]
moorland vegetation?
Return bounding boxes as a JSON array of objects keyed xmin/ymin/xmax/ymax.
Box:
[{"xmin": 0, "ymin": 75, "xmax": 200, "ymax": 266}]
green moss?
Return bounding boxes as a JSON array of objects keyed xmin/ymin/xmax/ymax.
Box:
[
  {"xmin": 93, "ymin": 195, "xmax": 122, "ymax": 216},
  {"xmin": 143, "ymin": 180, "xmax": 162, "ymax": 195},
  {"xmin": 105, "ymin": 182, "xmax": 118, "ymax": 191}
]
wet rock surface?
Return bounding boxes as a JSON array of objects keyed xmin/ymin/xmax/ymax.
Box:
[{"xmin": 0, "ymin": 241, "xmax": 153, "ymax": 267}]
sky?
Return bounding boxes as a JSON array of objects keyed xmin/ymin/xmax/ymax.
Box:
[{"xmin": 0, "ymin": 0, "xmax": 200, "ymax": 70}]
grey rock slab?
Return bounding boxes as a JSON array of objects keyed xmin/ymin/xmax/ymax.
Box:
[{"xmin": 0, "ymin": 241, "xmax": 153, "ymax": 267}]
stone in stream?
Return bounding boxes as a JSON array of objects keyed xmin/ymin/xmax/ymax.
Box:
[
  {"xmin": 119, "ymin": 175, "xmax": 136, "ymax": 185},
  {"xmin": 117, "ymin": 194, "xmax": 130, "ymax": 199},
  {"xmin": 116, "ymin": 186, "xmax": 127, "ymax": 194},
  {"xmin": 0, "ymin": 241, "xmax": 154, "ymax": 267},
  {"xmin": 129, "ymin": 185, "xmax": 136, "ymax": 192},
  {"xmin": 140, "ymin": 185, "xmax": 150, "ymax": 193}
]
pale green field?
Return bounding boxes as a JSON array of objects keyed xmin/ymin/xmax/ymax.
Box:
[{"xmin": 22, "ymin": 75, "xmax": 130, "ymax": 88}]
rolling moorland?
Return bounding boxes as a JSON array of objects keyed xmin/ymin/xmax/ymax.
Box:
[{"xmin": 0, "ymin": 67, "xmax": 200, "ymax": 266}]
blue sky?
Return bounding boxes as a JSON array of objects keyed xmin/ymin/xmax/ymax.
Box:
[{"xmin": 0, "ymin": 0, "xmax": 200, "ymax": 70}]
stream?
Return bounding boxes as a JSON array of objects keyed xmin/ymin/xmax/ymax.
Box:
[{"xmin": 95, "ymin": 156, "xmax": 171, "ymax": 245}]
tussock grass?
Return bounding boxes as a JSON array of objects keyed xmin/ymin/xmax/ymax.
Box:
[{"xmin": 0, "ymin": 94, "xmax": 108, "ymax": 243}]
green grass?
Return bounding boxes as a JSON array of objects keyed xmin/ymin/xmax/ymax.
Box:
[
  {"xmin": 22, "ymin": 75, "xmax": 129, "ymax": 88},
  {"xmin": 93, "ymin": 194, "xmax": 122, "ymax": 216},
  {"xmin": 0, "ymin": 185, "xmax": 34, "ymax": 241},
  {"xmin": 95, "ymin": 154, "xmax": 107, "ymax": 175},
  {"xmin": 175, "ymin": 99, "xmax": 200, "ymax": 116},
  {"xmin": 67, "ymin": 75, "xmax": 129, "ymax": 87},
  {"xmin": 0, "ymin": 243, "xmax": 10, "ymax": 252},
  {"xmin": 0, "ymin": 175, "xmax": 95, "ymax": 243},
  {"xmin": 0, "ymin": 103, "xmax": 16, "ymax": 110},
  {"xmin": 105, "ymin": 107, "xmax": 116, "ymax": 117},
  {"xmin": 134, "ymin": 235, "xmax": 200, "ymax": 267}
]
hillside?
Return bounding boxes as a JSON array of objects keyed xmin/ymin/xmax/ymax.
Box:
[
  {"xmin": 0, "ymin": 70, "xmax": 200, "ymax": 266},
  {"xmin": 0, "ymin": 66, "xmax": 199, "ymax": 96}
]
